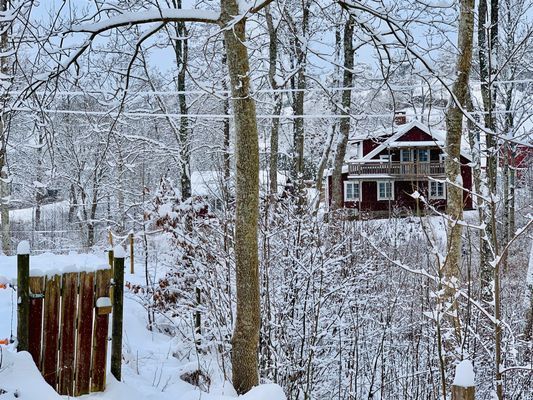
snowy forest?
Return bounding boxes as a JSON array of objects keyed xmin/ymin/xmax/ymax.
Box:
[{"xmin": 0, "ymin": 0, "xmax": 531, "ymax": 400}]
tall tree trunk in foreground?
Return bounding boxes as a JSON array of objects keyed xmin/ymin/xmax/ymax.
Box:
[
  {"xmin": 331, "ymin": 17, "xmax": 354, "ymax": 212},
  {"xmin": 221, "ymin": 0, "xmax": 260, "ymax": 393},
  {"xmin": 0, "ymin": 0, "xmax": 10, "ymax": 255},
  {"xmin": 444, "ymin": 0, "xmax": 474, "ymax": 343}
]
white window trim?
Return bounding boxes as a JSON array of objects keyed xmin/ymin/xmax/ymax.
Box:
[
  {"xmin": 380, "ymin": 154, "xmax": 390, "ymax": 161},
  {"xmin": 400, "ymin": 149, "xmax": 412, "ymax": 163},
  {"xmin": 344, "ymin": 181, "xmax": 360, "ymax": 202},
  {"xmin": 377, "ymin": 181, "xmax": 394, "ymax": 201},
  {"xmin": 418, "ymin": 149, "xmax": 430, "ymax": 163},
  {"xmin": 429, "ymin": 180, "xmax": 446, "ymax": 200}
]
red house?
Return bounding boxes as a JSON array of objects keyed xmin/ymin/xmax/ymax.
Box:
[
  {"xmin": 499, "ymin": 143, "xmax": 532, "ymax": 180},
  {"xmin": 326, "ymin": 119, "xmax": 474, "ymax": 217}
]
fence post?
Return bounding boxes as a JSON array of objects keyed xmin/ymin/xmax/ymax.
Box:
[
  {"xmin": 452, "ymin": 360, "xmax": 475, "ymax": 400},
  {"xmin": 17, "ymin": 241, "xmax": 30, "ymax": 351},
  {"xmin": 111, "ymin": 246, "xmax": 125, "ymax": 381},
  {"xmin": 129, "ymin": 233, "xmax": 134, "ymax": 274}
]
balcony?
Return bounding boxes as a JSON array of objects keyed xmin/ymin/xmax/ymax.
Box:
[{"xmin": 348, "ymin": 161, "xmax": 445, "ymax": 177}]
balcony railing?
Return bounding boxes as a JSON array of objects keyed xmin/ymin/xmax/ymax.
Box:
[{"xmin": 348, "ymin": 162, "xmax": 445, "ymax": 177}]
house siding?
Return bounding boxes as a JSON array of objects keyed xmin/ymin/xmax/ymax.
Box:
[{"xmin": 328, "ymin": 123, "xmax": 474, "ymax": 217}]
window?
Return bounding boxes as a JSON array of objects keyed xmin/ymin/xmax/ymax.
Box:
[
  {"xmin": 377, "ymin": 181, "xmax": 394, "ymax": 200},
  {"xmin": 429, "ymin": 181, "xmax": 446, "ymax": 199},
  {"xmin": 418, "ymin": 149, "xmax": 429, "ymax": 163},
  {"xmin": 401, "ymin": 149, "xmax": 412, "ymax": 163},
  {"xmin": 344, "ymin": 181, "xmax": 360, "ymax": 202},
  {"xmin": 380, "ymin": 154, "xmax": 390, "ymax": 162}
]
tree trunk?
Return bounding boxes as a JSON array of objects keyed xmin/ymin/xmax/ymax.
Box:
[
  {"xmin": 0, "ymin": 0, "xmax": 10, "ymax": 255},
  {"xmin": 331, "ymin": 17, "xmax": 355, "ymax": 212},
  {"xmin": 478, "ymin": 0, "xmax": 497, "ymax": 302},
  {"xmin": 314, "ymin": 25, "xmax": 342, "ymax": 212},
  {"xmin": 220, "ymin": 0, "xmax": 260, "ymax": 393},
  {"xmin": 287, "ymin": 4, "xmax": 309, "ymax": 191},
  {"xmin": 221, "ymin": 40, "xmax": 231, "ymax": 205},
  {"xmin": 116, "ymin": 140, "xmax": 125, "ymax": 233},
  {"xmin": 314, "ymin": 125, "xmax": 335, "ymax": 211},
  {"xmin": 266, "ymin": 7, "xmax": 282, "ymax": 200},
  {"xmin": 172, "ymin": 0, "xmax": 191, "ymax": 200},
  {"xmin": 444, "ymin": 0, "xmax": 474, "ymax": 343},
  {"xmin": 35, "ymin": 130, "xmax": 45, "ymax": 231},
  {"xmin": 87, "ymin": 167, "xmax": 101, "ymax": 248},
  {"xmin": 525, "ymin": 245, "xmax": 533, "ymax": 340}
]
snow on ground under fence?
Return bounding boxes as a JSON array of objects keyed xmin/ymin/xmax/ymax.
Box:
[{"xmin": 0, "ymin": 251, "xmax": 286, "ymax": 400}]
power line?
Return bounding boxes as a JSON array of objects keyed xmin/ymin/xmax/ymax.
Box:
[
  {"xmin": 8, "ymin": 79, "xmax": 533, "ymax": 98},
  {"xmin": 11, "ymin": 106, "xmax": 532, "ymax": 120}
]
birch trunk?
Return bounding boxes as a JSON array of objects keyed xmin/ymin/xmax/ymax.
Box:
[
  {"xmin": 220, "ymin": 0, "xmax": 260, "ymax": 393},
  {"xmin": 444, "ymin": 0, "xmax": 474, "ymax": 342},
  {"xmin": 331, "ymin": 17, "xmax": 354, "ymax": 212}
]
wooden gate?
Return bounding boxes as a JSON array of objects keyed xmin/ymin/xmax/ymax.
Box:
[{"xmin": 26, "ymin": 268, "xmax": 112, "ymax": 396}]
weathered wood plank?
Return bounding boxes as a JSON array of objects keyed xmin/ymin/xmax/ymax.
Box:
[
  {"xmin": 74, "ymin": 271, "xmax": 95, "ymax": 396},
  {"xmin": 451, "ymin": 385, "xmax": 475, "ymax": 400},
  {"xmin": 17, "ymin": 254, "xmax": 30, "ymax": 352},
  {"xmin": 28, "ymin": 276, "xmax": 44, "ymax": 368},
  {"xmin": 42, "ymin": 274, "xmax": 61, "ymax": 389},
  {"xmin": 58, "ymin": 272, "xmax": 78, "ymax": 396},
  {"xmin": 91, "ymin": 268, "xmax": 111, "ymax": 392}
]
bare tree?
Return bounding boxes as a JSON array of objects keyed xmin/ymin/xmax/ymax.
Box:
[
  {"xmin": 220, "ymin": 0, "xmax": 261, "ymax": 391},
  {"xmin": 0, "ymin": 0, "xmax": 10, "ymax": 254},
  {"xmin": 443, "ymin": 0, "xmax": 474, "ymax": 341},
  {"xmin": 331, "ymin": 16, "xmax": 355, "ymax": 212}
]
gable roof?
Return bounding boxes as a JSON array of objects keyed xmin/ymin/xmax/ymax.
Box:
[{"xmin": 354, "ymin": 120, "xmax": 472, "ymax": 161}]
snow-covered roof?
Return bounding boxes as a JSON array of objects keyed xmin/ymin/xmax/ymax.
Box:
[{"xmin": 352, "ymin": 120, "xmax": 472, "ymax": 161}]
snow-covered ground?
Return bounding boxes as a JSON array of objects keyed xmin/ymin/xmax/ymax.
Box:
[{"xmin": 0, "ymin": 252, "xmax": 285, "ymax": 400}]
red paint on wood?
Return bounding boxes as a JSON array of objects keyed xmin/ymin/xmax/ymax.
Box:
[
  {"xmin": 42, "ymin": 275, "xmax": 61, "ymax": 389},
  {"xmin": 91, "ymin": 269, "xmax": 111, "ymax": 392},
  {"xmin": 28, "ymin": 277, "xmax": 44, "ymax": 368},
  {"xmin": 58, "ymin": 272, "xmax": 78, "ymax": 396},
  {"xmin": 74, "ymin": 272, "xmax": 95, "ymax": 396}
]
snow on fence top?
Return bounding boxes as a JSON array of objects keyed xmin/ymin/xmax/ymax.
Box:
[
  {"xmin": 0, "ymin": 252, "xmax": 110, "ymax": 282},
  {"xmin": 452, "ymin": 360, "xmax": 475, "ymax": 388},
  {"xmin": 113, "ymin": 245, "xmax": 127, "ymax": 259},
  {"xmin": 17, "ymin": 240, "xmax": 30, "ymax": 255}
]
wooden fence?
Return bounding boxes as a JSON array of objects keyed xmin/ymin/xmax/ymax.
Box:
[{"xmin": 17, "ymin": 249, "xmax": 124, "ymax": 397}]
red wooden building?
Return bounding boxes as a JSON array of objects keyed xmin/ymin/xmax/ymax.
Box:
[{"xmin": 326, "ymin": 119, "xmax": 474, "ymax": 216}]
